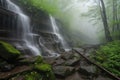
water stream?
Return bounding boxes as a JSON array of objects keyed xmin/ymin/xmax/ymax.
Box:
[
  {"xmin": 6, "ymin": 0, "xmax": 40, "ymax": 55},
  {"xmin": 38, "ymin": 37, "xmax": 59, "ymax": 57},
  {"xmin": 50, "ymin": 15, "xmax": 70, "ymax": 51}
]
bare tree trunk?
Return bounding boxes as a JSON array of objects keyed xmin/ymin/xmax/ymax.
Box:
[
  {"xmin": 112, "ymin": 0, "xmax": 116, "ymax": 32},
  {"xmin": 99, "ymin": 0, "xmax": 112, "ymax": 42},
  {"xmin": 112, "ymin": 0, "xmax": 120, "ymax": 39}
]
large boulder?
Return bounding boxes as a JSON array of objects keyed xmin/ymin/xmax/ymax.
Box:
[
  {"xmin": 65, "ymin": 72, "xmax": 84, "ymax": 80},
  {"xmin": 78, "ymin": 65, "xmax": 97, "ymax": 76},
  {"xmin": 95, "ymin": 76, "xmax": 112, "ymax": 80},
  {"xmin": 0, "ymin": 41, "xmax": 21, "ymax": 61},
  {"xmin": 54, "ymin": 59, "xmax": 65, "ymax": 66},
  {"xmin": 53, "ymin": 66, "xmax": 75, "ymax": 77},
  {"xmin": 61, "ymin": 51, "xmax": 81, "ymax": 61},
  {"xmin": 65, "ymin": 58, "xmax": 80, "ymax": 66}
]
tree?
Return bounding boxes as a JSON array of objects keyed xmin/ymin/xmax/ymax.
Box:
[
  {"xmin": 112, "ymin": 0, "xmax": 120, "ymax": 39},
  {"xmin": 98, "ymin": 0, "xmax": 112, "ymax": 41}
]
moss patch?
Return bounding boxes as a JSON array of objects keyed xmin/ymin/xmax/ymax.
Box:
[
  {"xmin": 33, "ymin": 62, "xmax": 55, "ymax": 80},
  {"xmin": 35, "ymin": 56, "xmax": 43, "ymax": 63},
  {"xmin": 0, "ymin": 41, "xmax": 21, "ymax": 60},
  {"xmin": 24, "ymin": 71, "xmax": 42, "ymax": 80},
  {"xmin": 34, "ymin": 63, "xmax": 51, "ymax": 72},
  {"xmin": 0, "ymin": 41, "xmax": 55, "ymax": 80}
]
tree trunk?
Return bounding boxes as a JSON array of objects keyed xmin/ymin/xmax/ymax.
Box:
[
  {"xmin": 112, "ymin": 0, "xmax": 120, "ymax": 39},
  {"xmin": 99, "ymin": 0, "xmax": 112, "ymax": 42}
]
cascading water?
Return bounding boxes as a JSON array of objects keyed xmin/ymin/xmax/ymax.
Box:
[
  {"xmin": 6, "ymin": 0, "xmax": 40, "ymax": 55},
  {"xmin": 0, "ymin": 0, "xmax": 6, "ymax": 7},
  {"xmin": 38, "ymin": 37, "xmax": 59, "ymax": 57},
  {"xmin": 50, "ymin": 15, "xmax": 70, "ymax": 51}
]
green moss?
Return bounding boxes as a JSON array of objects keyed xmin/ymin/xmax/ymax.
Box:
[
  {"xmin": 34, "ymin": 63, "xmax": 55, "ymax": 80},
  {"xmin": 35, "ymin": 56, "xmax": 43, "ymax": 63},
  {"xmin": 25, "ymin": 71, "xmax": 42, "ymax": 80},
  {"xmin": 0, "ymin": 41, "xmax": 21, "ymax": 60},
  {"xmin": 24, "ymin": 70, "xmax": 55, "ymax": 80},
  {"xmin": 0, "ymin": 41, "xmax": 20, "ymax": 54},
  {"xmin": 90, "ymin": 40, "xmax": 120, "ymax": 77},
  {"xmin": 34, "ymin": 63, "xmax": 51, "ymax": 72}
]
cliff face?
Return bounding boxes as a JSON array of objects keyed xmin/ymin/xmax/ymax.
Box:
[
  {"xmin": 14, "ymin": 0, "xmax": 64, "ymax": 55},
  {"xmin": 12, "ymin": 0, "xmax": 53, "ymax": 33},
  {"xmin": 0, "ymin": 0, "xmax": 63, "ymax": 56}
]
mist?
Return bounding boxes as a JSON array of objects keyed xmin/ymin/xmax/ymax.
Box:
[
  {"xmin": 25, "ymin": 0, "xmax": 104, "ymax": 45},
  {"xmin": 58, "ymin": 0, "xmax": 102, "ymax": 45}
]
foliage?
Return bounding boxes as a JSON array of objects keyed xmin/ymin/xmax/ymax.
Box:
[
  {"xmin": 33, "ymin": 63, "xmax": 55, "ymax": 80},
  {"xmin": 20, "ymin": 0, "xmax": 64, "ymax": 17},
  {"xmin": 90, "ymin": 40, "xmax": 120, "ymax": 76},
  {"xmin": 19, "ymin": 0, "xmax": 75, "ymax": 26},
  {"xmin": 86, "ymin": 0, "xmax": 120, "ymax": 40},
  {"xmin": 9, "ymin": 56, "xmax": 55, "ymax": 80},
  {"xmin": 25, "ymin": 71, "xmax": 42, "ymax": 80}
]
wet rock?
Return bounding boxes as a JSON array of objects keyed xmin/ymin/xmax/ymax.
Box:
[
  {"xmin": 19, "ymin": 56, "xmax": 43, "ymax": 64},
  {"xmin": 44, "ymin": 57, "xmax": 56, "ymax": 65},
  {"xmin": 84, "ymin": 48, "xmax": 95, "ymax": 56},
  {"xmin": 61, "ymin": 51, "xmax": 81, "ymax": 60},
  {"xmin": 0, "ymin": 63, "xmax": 14, "ymax": 72},
  {"xmin": 53, "ymin": 66, "xmax": 75, "ymax": 77},
  {"xmin": 65, "ymin": 58, "xmax": 80, "ymax": 66},
  {"xmin": 74, "ymin": 48, "xmax": 84, "ymax": 53},
  {"xmin": 61, "ymin": 51, "xmax": 73, "ymax": 60},
  {"xmin": 65, "ymin": 72, "xmax": 84, "ymax": 80},
  {"xmin": 54, "ymin": 59, "xmax": 65, "ymax": 66},
  {"xmin": 56, "ymin": 79, "xmax": 64, "ymax": 80},
  {"xmin": 95, "ymin": 76, "xmax": 112, "ymax": 80},
  {"xmin": 79, "ymin": 65, "xmax": 97, "ymax": 76},
  {"xmin": 10, "ymin": 76, "xmax": 24, "ymax": 80},
  {"xmin": 0, "ymin": 60, "xmax": 15, "ymax": 72}
]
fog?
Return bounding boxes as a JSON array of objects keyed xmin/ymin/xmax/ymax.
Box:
[
  {"xmin": 60, "ymin": 0, "xmax": 101, "ymax": 44},
  {"xmin": 36, "ymin": 0, "xmax": 103, "ymax": 45}
]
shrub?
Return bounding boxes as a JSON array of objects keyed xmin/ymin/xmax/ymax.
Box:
[{"xmin": 90, "ymin": 40, "xmax": 120, "ymax": 77}]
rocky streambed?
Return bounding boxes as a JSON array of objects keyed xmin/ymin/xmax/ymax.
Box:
[
  {"xmin": 44, "ymin": 49, "xmax": 114, "ymax": 80},
  {"xmin": 0, "ymin": 41, "xmax": 117, "ymax": 80}
]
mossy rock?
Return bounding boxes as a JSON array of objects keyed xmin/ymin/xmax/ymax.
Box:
[
  {"xmin": 19, "ymin": 56, "xmax": 43, "ymax": 64},
  {"xmin": 34, "ymin": 63, "xmax": 51, "ymax": 72},
  {"xmin": 34, "ymin": 56, "xmax": 43, "ymax": 63},
  {"xmin": 34, "ymin": 63, "xmax": 55, "ymax": 80},
  {"xmin": 0, "ymin": 41, "xmax": 21, "ymax": 61},
  {"xmin": 24, "ymin": 71, "xmax": 42, "ymax": 80}
]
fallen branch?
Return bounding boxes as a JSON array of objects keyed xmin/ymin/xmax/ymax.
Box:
[
  {"xmin": 0, "ymin": 65, "xmax": 32, "ymax": 80},
  {"xmin": 73, "ymin": 49, "xmax": 120, "ymax": 80}
]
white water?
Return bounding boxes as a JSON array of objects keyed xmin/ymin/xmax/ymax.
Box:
[
  {"xmin": 50, "ymin": 15, "xmax": 70, "ymax": 51},
  {"xmin": 39, "ymin": 37, "xmax": 60, "ymax": 57},
  {"xmin": 6, "ymin": 0, "xmax": 40, "ymax": 55}
]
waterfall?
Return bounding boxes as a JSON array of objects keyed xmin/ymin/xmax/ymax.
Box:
[
  {"xmin": 6, "ymin": 0, "xmax": 40, "ymax": 55},
  {"xmin": 38, "ymin": 37, "xmax": 60, "ymax": 57},
  {"xmin": 0, "ymin": 0, "xmax": 6, "ymax": 7},
  {"xmin": 50, "ymin": 15, "xmax": 70, "ymax": 51}
]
